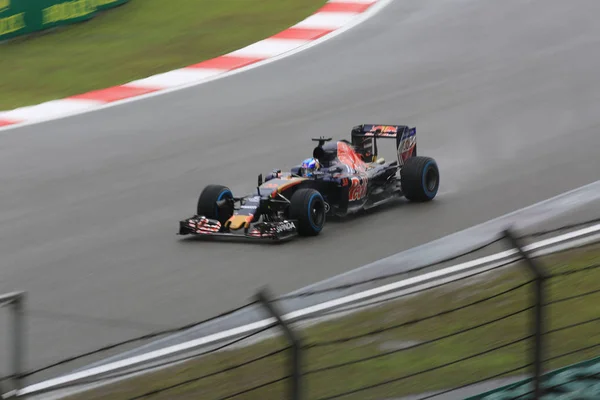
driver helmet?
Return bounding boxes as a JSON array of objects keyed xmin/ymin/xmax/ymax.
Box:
[{"xmin": 301, "ymin": 158, "xmax": 320, "ymax": 177}]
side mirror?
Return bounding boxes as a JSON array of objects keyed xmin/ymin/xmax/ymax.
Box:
[{"xmin": 258, "ymin": 173, "xmax": 263, "ymax": 186}]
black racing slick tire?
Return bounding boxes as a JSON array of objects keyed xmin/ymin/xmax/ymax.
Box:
[
  {"xmin": 289, "ymin": 188, "xmax": 326, "ymax": 236},
  {"xmin": 401, "ymin": 156, "xmax": 440, "ymax": 202},
  {"xmin": 197, "ymin": 184, "xmax": 234, "ymax": 224}
]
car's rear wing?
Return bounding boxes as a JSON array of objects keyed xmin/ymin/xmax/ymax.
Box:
[{"xmin": 350, "ymin": 124, "xmax": 417, "ymax": 165}]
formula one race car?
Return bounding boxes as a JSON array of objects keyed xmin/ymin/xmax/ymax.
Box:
[{"xmin": 178, "ymin": 124, "xmax": 440, "ymax": 242}]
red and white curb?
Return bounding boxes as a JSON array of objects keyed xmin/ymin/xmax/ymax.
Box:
[{"xmin": 0, "ymin": 0, "xmax": 391, "ymax": 131}]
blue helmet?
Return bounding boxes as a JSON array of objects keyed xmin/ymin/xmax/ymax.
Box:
[{"xmin": 301, "ymin": 158, "xmax": 320, "ymax": 177}]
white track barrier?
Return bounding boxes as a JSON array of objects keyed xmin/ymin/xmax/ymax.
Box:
[{"xmin": 12, "ymin": 222, "xmax": 600, "ymax": 398}]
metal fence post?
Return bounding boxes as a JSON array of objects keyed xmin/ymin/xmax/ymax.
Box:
[
  {"xmin": 504, "ymin": 229, "xmax": 548, "ymax": 399},
  {"xmin": 255, "ymin": 287, "xmax": 302, "ymax": 400},
  {"xmin": 0, "ymin": 291, "xmax": 26, "ymax": 399},
  {"xmin": 12, "ymin": 292, "xmax": 25, "ymax": 394}
]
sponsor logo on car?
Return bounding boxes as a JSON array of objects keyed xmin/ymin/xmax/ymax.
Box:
[
  {"xmin": 349, "ymin": 174, "xmax": 368, "ymax": 201},
  {"xmin": 365, "ymin": 125, "xmax": 398, "ymax": 137},
  {"xmin": 397, "ymin": 135, "xmax": 416, "ymax": 165},
  {"xmin": 276, "ymin": 221, "xmax": 296, "ymax": 233}
]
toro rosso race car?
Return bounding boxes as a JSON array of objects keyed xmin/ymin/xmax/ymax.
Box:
[{"xmin": 178, "ymin": 124, "xmax": 440, "ymax": 242}]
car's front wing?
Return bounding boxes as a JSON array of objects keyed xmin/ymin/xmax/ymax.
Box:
[{"xmin": 177, "ymin": 215, "xmax": 298, "ymax": 243}]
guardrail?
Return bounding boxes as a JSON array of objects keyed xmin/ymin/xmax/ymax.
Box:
[
  {"xmin": 3, "ymin": 218, "xmax": 600, "ymax": 399},
  {"xmin": 0, "ymin": 0, "xmax": 129, "ymax": 42}
]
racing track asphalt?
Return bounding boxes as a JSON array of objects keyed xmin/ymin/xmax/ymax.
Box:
[{"xmin": 1, "ymin": 0, "xmax": 600, "ymax": 379}]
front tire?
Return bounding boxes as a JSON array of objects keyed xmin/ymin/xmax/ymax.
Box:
[
  {"xmin": 197, "ymin": 184, "xmax": 234, "ymax": 224},
  {"xmin": 401, "ymin": 156, "xmax": 440, "ymax": 202},
  {"xmin": 289, "ymin": 188, "xmax": 326, "ymax": 236}
]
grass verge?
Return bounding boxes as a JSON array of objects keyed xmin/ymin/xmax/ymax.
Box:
[
  {"xmin": 64, "ymin": 243, "xmax": 600, "ymax": 400},
  {"xmin": 0, "ymin": 0, "xmax": 326, "ymax": 110}
]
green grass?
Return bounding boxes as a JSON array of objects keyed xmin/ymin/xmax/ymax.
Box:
[
  {"xmin": 0, "ymin": 0, "xmax": 326, "ymax": 110},
  {"xmin": 63, "ymin": 243, "xmax": 600, "ymax": 400}
]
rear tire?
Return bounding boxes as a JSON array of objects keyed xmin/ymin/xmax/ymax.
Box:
[
  {"xmin": 197, "ymin": 184, "xmax": 234, "ymax": 224},
  {"xmin": 289, "ymin": 188, "xmax": 326, "ymax": 236},
  {"xmin": 401, "ymin": 156, "xmax": 440, "ymax": 202}
]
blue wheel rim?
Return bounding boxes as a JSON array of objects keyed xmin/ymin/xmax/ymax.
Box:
[
  {"xmin": 421, "ymin": 161, "xmax": 439, "ymax": 198},
  {"xmin": 307, "ymin": 193, "xmax": 325, "ymax": 232},
  {"xmin": 215, "ymin": 189, "xmax": 233, "ymax": 219}
]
